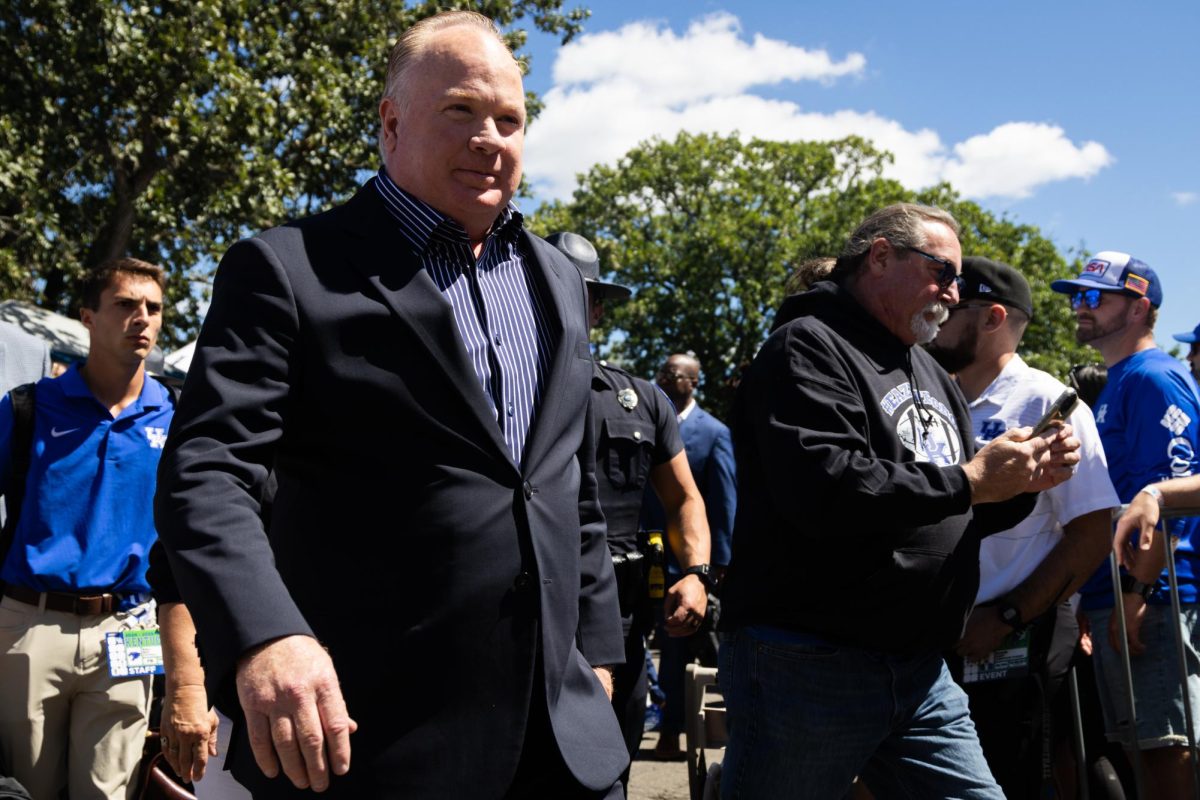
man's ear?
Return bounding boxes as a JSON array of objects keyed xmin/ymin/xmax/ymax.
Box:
[
  {"xmin": 1129, "ymin": 296, "xmax": 1152, "ymax": 324},
  {"xmin": 865, "ymin": 237, "xmax": 891, "ymax": 276},
  {"xmin": 983, "ymin": 304, "xmax": 1008, "ymax": 332},
  {"xmin": 79, "ymin": 306, "xmax": 94, "ymax": 332}
]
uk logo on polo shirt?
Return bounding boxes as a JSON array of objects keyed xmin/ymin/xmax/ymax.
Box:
[{"xmin": 145, "ymin": 427, "xmax": 167, "ymax": 449}]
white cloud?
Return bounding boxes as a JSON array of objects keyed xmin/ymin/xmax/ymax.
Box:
[
  {"xmin": 524, "ymin": 15, "xmax": 1112, "ymax": 203},
  {"xmin": 1173, "ymin": 191, "xmax": 1198, "ymax": 206},
  {"xmin": 942, "ymin": 123, "xmax": 1112, "ymax": 199}
]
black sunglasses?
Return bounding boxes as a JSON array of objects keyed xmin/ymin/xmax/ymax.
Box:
[{"xmin": 907, "ymin": 247, "xmax": 963, "ymax": 292}]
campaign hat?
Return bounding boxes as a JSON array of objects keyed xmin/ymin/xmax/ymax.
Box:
[{"xmin": 545, "ymin": 232, "xmax": 632, "ymax": 301}]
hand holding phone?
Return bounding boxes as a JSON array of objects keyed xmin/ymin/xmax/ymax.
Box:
[{"xmin": 1030, "ymin": 388, "xmax": 1079, "ymax": 437}]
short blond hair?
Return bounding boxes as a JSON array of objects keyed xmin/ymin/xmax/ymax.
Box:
[{"xmin": 381, "ymin": 11, "xmax": 511, "ymax": 107}]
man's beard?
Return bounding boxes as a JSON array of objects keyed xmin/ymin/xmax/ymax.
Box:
[
  {"xmin": 910, "ymin": 302, "xmax": 950, "ymax": 345},
  {"xmin": 927, "ymin": 322, "xmax": 978, "ymax": 374},
  {"xmin": 1075, "ymin": 313, "xmax": 1126, "ymax": 345}
]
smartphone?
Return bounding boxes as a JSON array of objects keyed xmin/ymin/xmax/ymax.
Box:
[{"xmin": 1030, "ymin": 388, "xmax": 1079, "ymax": 437}]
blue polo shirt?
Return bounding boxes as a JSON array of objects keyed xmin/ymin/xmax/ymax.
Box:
[
  {"xmin": 0, "ymin": 364, "xmax": 174, "ymax": 594},
  {"xmin": 1080, "ymin": 348, "xmax": 1200, "ymax": 609}
]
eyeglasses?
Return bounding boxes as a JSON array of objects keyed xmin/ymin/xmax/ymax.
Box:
[
  {"xmin": 1070, "ymin": 289, "xmax": 1106, "ymax": 310},
  {"xmin": 907, "ymin": 247, "xmax": 963, "ymax": 293}
]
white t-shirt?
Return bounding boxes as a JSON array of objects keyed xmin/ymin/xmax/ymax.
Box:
[{"xmin": 969, "ymin": 355, "xmax": 1120, "ymax": 604}]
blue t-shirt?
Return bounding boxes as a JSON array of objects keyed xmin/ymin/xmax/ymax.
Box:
[
  {"xmin": 1080, "ymin": 348, "xmax": 1200, "ymax": 609},
  {"xmin": 0, "ymin": 364, "xmax": 174, "ymax": 594}
]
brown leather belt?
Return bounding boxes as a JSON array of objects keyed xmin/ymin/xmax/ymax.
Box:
[{"xmin": 3, "ymin": 583, "xmax": 122, "ymax": 615}]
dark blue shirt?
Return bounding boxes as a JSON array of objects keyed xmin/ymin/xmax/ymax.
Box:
[
  {"xmin": 374, "ymin": 170, "xmax": 550, "ymax": 466},
  {"xmin": 0, "ymin": 365, "xmax": 174, "ymax": 594}
]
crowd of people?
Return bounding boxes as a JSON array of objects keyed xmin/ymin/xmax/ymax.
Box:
[{"xmin": 2, "ymin": 9, "xmax": 1200, "ymax": 800}]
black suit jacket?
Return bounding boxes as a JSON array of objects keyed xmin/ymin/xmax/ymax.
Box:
[{"xmin": 154, "ymin": 181, "xmax": 627, "ymax": 797}]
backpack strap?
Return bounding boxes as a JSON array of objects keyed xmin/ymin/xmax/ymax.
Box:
[{"xmin": 1, "ymin": 382, "xmax": 37, "ymax": 577}]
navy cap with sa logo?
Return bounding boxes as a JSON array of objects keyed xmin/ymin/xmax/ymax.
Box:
[{"xmin": 1049, "ymin": 251, "xmax": 1163, "ymax": 308}]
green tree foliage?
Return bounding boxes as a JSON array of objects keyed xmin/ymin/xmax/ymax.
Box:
[
  {"xmin": 531, "ymin": 131, "xmax": 1092, "ymax": 420},
  {"xmin": 0, "ymin": 0, "xmax": 586, "ymax": 345}
]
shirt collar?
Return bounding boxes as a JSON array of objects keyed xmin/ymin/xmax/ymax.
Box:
[
  {"xmin": 59, "ymin": 363, "xmax": 170, "ymax": 414},
  {"xmin": 678, "ymin": 398, "xmax": 697, "ymax": 421},
  {"xmin": 971, "ymin": 353, "xmax": 1030, "ymax": 409},
  {"xmin": 373, "ymin": 168, "xmax": 524, "ymax": 255}
]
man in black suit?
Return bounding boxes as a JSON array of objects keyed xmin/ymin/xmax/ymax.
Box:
[{"xmin": 155, "ymin": 10, "xmax": 626, "ymax": 799}]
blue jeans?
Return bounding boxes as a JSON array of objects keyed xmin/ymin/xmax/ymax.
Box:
[{"xmin": 718, "ymin": 627, "xmax": 1002, "ymax": 799}]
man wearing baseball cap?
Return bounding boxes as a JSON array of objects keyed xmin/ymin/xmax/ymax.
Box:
[
  {"xmin": 546, "ymin": 232, "xmax": 711, "ymax": 794},
  {"xmin": 1172, "ymin": 323, "xmax": 1200, "ymax": 386},
  {"xmin": 929, "ymin": 257, "xmax": 1118, "ymax": 797},
  {"xmin": 1052, "ymin": 252, "xmax": 1200, "ymax": 797}
]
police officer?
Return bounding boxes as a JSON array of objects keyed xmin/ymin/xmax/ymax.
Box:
[{"xmin": 547, "ymin": 232, "xmax": 711, "ymax": 788}]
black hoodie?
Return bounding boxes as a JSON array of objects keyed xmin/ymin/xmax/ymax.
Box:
[{"xmin": 720, "ymin": 281, "xmax": 1034, "ymax": 654}]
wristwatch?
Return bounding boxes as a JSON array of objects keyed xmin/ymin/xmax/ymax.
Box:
[
  {"xmin": 682, "ymin": 563, "xmax": 713, "ymax": 589},
  {"xmin": 996, "ymin": 601, "xmax": 1028, "ymax": 634},
  {"xmin": 1120, "ymin": 573, "xmax": 1156, "ymax": 601}
]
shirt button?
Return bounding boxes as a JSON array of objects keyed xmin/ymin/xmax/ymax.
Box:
[
  {"xmin": 494, "ymin": 334, "xmax": 502, "ymax": 346},
  {"xmin": 507, "ymin": 401, "xmax": 515, "ymax": 417},
  {"xmin": 633, "ymin": 430, "xmax": 642, "ymax": 440}
]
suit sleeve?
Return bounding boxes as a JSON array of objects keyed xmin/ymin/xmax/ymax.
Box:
[
  {"xmin": 749, "ymin": 326, "xmax": 971, "ymax": 536},
  {"xmin": 705, "ymin": 421, "xmax": 737, "ymax": 567},
  {"xmin": 154, "ymin": 236, "xmax": 313, "ymax": 698}
]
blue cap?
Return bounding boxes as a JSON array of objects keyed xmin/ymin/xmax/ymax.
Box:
[
  {"xmin": 1174, "ymin": 324, "xmax": 1200, "ymax": 344},
  {"xmin": 1049, "ymin": 251, "xmax": 1163, "ymax": 308}
]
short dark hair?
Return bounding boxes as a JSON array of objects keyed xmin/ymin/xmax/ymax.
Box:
[{"xmin": 80, "ymin": 258, "xmax": 166, "ymax": 311}]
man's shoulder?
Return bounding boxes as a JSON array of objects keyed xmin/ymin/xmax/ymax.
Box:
[
  {"xmin": 690, "ymin": 404, "xmax": 730, "ymax": 435},
  {"xmin": 594, "ymin": 361, "xmax": 670, "ymax": 415},
  {"xmin": 1119, "ymin": 349, "xmax": 1197, "ymax": 402}
]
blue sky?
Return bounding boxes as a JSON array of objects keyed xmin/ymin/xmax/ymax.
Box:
[{"xmin": 517, "ymin": 0, "xmax": 1200, "ymax": 351}]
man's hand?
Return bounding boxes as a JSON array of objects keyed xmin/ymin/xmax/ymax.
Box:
[
  {"xmin": 663, "ymin": 574, "xmax": 708, "ymax": 638},
  {"xmin": 954, "ymin": 606, "xmax": 1012, "ymax": 663},
  {"xmin": 963, "ymin": 424, "xmax": 1079, "ymax": 504},
  {"xmin": 1108, "ymin": 593, "xmax": 1148, "ymax": 657},
  {"xmin": 1115, "ymin": 489, "xmax": 1163, "ymax": 571},
  {"xmin": 236, "ymin": 635, "xmax": 357, "ymax": 792},
  {"xmin": 593, "ymin": 665, "xmax": 614, "ymax": 701},
  {"xmin": 161, "ymin": 683, "xmax": 219, "ymax": 782},
  {"xmin": 1028, "ymin": 424, "xmax": 1081, "ymax": 493}
]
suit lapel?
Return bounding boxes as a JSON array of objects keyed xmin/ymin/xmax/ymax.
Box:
[
  {"xmin": 518, "ymin": 233, "xmax": 575, "ymax": 472},
  {"xmin": 339, "ymin": 183, "xmax": 515, "ymax": 469}
]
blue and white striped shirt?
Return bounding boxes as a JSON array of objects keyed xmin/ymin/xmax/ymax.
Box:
[{"xmin": 374, "ymin": 169, "xmax": 552, "ymax": 466}]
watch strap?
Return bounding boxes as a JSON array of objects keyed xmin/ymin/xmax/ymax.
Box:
[
  {"xmin": 1120, "ymin": 573, "xmax": 1156, "ymax": 600},
  {"xmin": 682, "ymin": 564, "xmax": 713, "ymax": 588}
]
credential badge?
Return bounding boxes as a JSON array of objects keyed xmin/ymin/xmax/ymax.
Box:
[{"xmin": 617, "ymin": 388, "xmax": 639, "ymax": 411}]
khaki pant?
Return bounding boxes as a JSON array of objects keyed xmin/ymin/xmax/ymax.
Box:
[{"xmin": 0, "ymin": 594, "xmax": 154, "ymax": 800}]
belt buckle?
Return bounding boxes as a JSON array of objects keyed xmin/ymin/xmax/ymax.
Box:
[{"xmin": 75, "ymin": 593, "xmax": 113, "ymax": 615}]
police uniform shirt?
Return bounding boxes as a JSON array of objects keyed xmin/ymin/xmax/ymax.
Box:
[{"xmin": 591, "ymin": 361, "xmax": 683, "ymax": 553}]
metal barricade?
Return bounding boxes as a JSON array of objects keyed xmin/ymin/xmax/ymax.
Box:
[{"xmin": 1107, "ymin": 504, "xmax": 1200, "ymax": 800}]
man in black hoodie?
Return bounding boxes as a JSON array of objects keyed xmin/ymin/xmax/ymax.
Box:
[{"xmin": 717, "ymin": 203, "xmax": 1081, "ymax": 799}]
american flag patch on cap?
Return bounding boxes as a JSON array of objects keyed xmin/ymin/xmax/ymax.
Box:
[{"xmin": 1124, "ymin": 273, "xmax": 1150, "ymax": 295}]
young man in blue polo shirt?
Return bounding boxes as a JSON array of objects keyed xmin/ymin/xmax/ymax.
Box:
[
  {"xmin": 1054, "ymin": 252, "xmax": 1200, "ymax": 800},
  {"xmin": 0, "ymin": 258, "xmax": 174, "ymax": 799}
]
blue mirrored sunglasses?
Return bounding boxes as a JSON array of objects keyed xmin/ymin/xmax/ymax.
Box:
[
  {"xmin": 1070, "ymin": 289, "xmax": 1105, "ymax": 310},
  {"xmin": 908, "ymin": 247, "xmax": 964, "ymax": 293}
]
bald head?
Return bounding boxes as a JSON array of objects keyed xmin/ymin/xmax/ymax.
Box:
[{"xmin": 657, "ymin": 354, "xmax": 700, "ymax": 409}]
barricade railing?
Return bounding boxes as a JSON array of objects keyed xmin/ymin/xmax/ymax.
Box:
[{"xmin": 1106, "ymin": 504, "xmax": 1200, "ymax": 800}]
